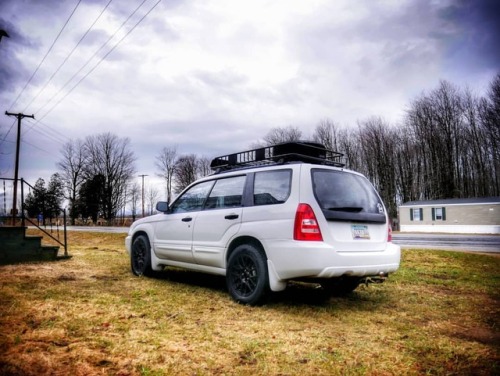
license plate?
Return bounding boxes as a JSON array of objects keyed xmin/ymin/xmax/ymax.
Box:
[{"xmin": 351, "ymin": 225, "xmax": 370, "ymax": 240}]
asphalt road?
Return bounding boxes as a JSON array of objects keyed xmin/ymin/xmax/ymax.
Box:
[
  {"xmin": 54, "ymin": 226, "xmax": 500, "ymax": 254},
  {"xmin": 392, "ymin": 233, "xmax": 500, "ymax": 253},
  {"xmin": 64, "ymin": 225, "xmax": 129, "ymax": 234}
]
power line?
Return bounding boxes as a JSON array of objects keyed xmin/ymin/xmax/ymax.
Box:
[
  {"xmin": 21, "ymin": 138, "xmax": 55, "ymax": 156},
  {"xmin": 2, "ymin": 120, "xmax": 66, "ymax": 162},
  {"xmin": 8, "ymin": 0, "xmax": 83, "ymax": 111},
  {"xmin": 9, "ymin": 0, "xmax": 162, "ymax": 149},
  {"xmin": 36, "ymin": 0, "xmax": 162, "ymax": 122},
  {"xmin": 23, "ymin": 118, "xmax": 71, "ymax": 146},
  {"xmin": 32, "ymin": 0, "xmax": 150, "ymax": 119},
  {"xmin": 21, "ymin": 0, "xmax": 114, "ymax": 114},
  {"xmin": 21, "ymin": 0, "xmax": 148, "ymax": 138},
  {"xmin": 0, "ymin": 119, "xmax": 16, "ymax": 146}
]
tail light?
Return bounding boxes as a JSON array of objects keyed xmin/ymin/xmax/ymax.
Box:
[
  {"xmin": 388, "ymin": 225, "xmax": 392, "ymax": 242},
  {"xmin": 294, "ymin": 203, "xmax": 323, "ymax": 241}
]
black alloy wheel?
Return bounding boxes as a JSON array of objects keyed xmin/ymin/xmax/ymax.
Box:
[
  {"xmin": 227, "ymin": 244, "xmax": 269, "ymax": 305},
  {"xmin": 131, "ymin": 234, "xmax": 153, "ymax": 277}
]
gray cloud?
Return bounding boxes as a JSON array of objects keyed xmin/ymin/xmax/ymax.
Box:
[
  {"xmin": 0, "ymin": 0, "xmax": 498, "ymax": 187},
  {"xmin": 438, "ymin": 0, "xmax": 500, "ymax": 72},
  {"xmin": 0, "ymin": 18, "xmax": 34, "ymax": 98}
]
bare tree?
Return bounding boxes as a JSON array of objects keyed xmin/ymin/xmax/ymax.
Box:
[
  {"xmin": 263, "ymin": 125, "xmax": 302, "ymax": 145},
  {"xmin": 357, "ymin": 117, "xmax": 398, "ymax": 218},
  {"xmin": 401, "ymin": 77, "xmax": 500, "ymax": 200},
  {"xmin": 128, "ymin": 182, "xmax": 140, "ymax": 222},
  {"xmin": 146, "ymin": 185, "xmax": 160, "ymax": 215},
  {"xmin": 155, "ymin": 145, "xmax": 177, "ymax": 203},
  {"xmin": 197, "ymin": 156, "xmax": 212, "ymax": 178},
  {"xmin": 394, "ymin": 126, "xmax": 421, "ymax": 204},
  {"xmin": 57, "ymin": 139, "xmax": 85, "ymax": 224},
  {"xmin": 337, "ymin": 127, "xmax": 362, "ymax": 172},
  {"xmin": 479, "ymin": 73, "xmax": 500, "ymax": 195},
  {"xmin": 312, "ymin": 119, "xmax": 342, "ymax": 151},
  {"xmin": 462, "ymin": 89, "xmax": 490, "ymax": 197},
  {"xmin": 405, "ymin": 81, "xmax": 464, "ymax": 199},
  {"xmin": 174, "ymin": 154, "xmax": 198, "ymax": 193},
  {"xmin": 83, "ymin": 133, "xmax": 136, "ymax": 223}
]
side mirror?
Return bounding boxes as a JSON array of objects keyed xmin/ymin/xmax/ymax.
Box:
[{"xmin": 156, "ymin": 201, "xmax": 169, "ymax": 213}]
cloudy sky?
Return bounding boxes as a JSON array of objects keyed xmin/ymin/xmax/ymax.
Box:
[{"xmin": 0, "ymin": 0, "xmax": 499, "ymax": 193}]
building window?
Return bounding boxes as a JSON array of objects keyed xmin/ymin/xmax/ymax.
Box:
[
  {"xmin": 432, "ymin": 207, "xmax": 446, "ymax": 221},
  {"xmin": 410, "ymin": 208, "xmax": 423, "ymax": 221}
]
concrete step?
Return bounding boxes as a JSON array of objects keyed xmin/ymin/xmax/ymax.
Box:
[{"xmin": 0, "ymin": 227, "xmax": 61, "ymax": 264}]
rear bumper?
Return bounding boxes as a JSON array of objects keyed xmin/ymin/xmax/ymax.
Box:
[{"xmin": 266, "ymin": 240, "xmax": 401, "ymax": 280}]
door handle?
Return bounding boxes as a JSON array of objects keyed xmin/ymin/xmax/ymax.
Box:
[
  {"xmin": 225, "ymin": 214, "xmax": 239, "ymax": 220},
  {"xmin": 182, "ymin": 217, "xmax": 193, "ymax": 222}
]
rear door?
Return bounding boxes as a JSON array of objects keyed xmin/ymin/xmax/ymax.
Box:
[
  {"xmin": 192, "ymin": 175, "xmax": 246, "ymax": 267},
  {"xmin": 310, "ymin": 168, "xmax": 388, "ymax": 251}
]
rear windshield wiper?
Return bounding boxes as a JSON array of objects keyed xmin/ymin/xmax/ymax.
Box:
[{"xmin": 326, "ymin": 206, "xmax": 363, "ymax": 212}]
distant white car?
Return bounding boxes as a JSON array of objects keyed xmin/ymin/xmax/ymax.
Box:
[{"xmin": 125, "ymin": 142, "xmax": 400, "ymax": 305}]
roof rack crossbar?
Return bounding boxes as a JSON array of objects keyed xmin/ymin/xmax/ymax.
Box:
[{"xmin": 210, "ymin": 141, "xmax": 345, "ymax": 171}]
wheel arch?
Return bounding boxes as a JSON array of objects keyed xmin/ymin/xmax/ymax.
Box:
[
  {"xmin": 131, "ymin": 230, "xmax": 149, "ymax": 244},
  {"xmin": 225, "ymin": 236, "xmax": 286, "ymax": 293},
  {"xmin": 130, "ymin": 222, "xmax": 156, "ymax": 248},
  {"xmin": 226, "ymin": 235, "xmax": 266, "ymax": 265},
  {"xmin": 132, "ymin": 230, "xmax": 149, "ymax": 241}
]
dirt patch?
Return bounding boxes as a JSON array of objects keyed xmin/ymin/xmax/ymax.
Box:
[{"xmin": 451, "ymin": 326, "xmax": 500, "ymax": 346}]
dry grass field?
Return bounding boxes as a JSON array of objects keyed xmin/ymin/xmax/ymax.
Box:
[{"xmin": 0, "ymin": 230, "xmax": 499, "ymax": 375}]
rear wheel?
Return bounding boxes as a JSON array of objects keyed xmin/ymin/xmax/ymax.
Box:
[
  {"xmin": 131, "ymin": 235, "xmax": 153, "ymax": 277},
  {"xmin": 320, "ymin": 277, "xmax": 361, "ymax": 296},
  {"xmin": 227, "ymin": 244, "xmax": 268, "ymax": 305}
]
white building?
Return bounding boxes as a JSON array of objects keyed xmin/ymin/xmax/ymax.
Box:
[{"xmin": 399, "ymin": 197, "xmax": 500, "ymax": 234}]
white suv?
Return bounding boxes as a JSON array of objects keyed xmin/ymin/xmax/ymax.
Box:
[{"xmin": 125, "ymin": 142, "xmax": 400, "ymax": 305}]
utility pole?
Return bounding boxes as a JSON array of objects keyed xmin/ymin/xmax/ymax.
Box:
[
  {"xmin": 5, "ymin": 111, "xmax": 35, "ymax": 226},
  {"xmin": 139, "ymin": 174, "xmax": 148, "ymax": 218}
]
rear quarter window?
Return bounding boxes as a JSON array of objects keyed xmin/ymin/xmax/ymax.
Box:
[{"xmin": 253, "ymin": 169, "xmax": 292, "ymax": 206}]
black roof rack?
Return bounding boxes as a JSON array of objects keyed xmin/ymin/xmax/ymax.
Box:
[{"xmin": 210, "ymin": 141, "xmax": 345, "ymax": 172}]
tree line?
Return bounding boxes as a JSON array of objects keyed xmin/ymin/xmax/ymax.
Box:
[
  {"xmin": 315, "ymin": 77, "xmax": 499, "ymax": 218},
  {"xmin": 26, "ymin": 133, "xmax": 136, "ymax": 224},
  {"xmin": 25, "ymin": 74, "xmax": 499, "ymax": 223}
]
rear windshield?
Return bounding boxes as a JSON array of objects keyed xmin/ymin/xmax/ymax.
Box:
[{"xmin": 311, "ymin": 169, "xmax": 386, "ymax": 223}]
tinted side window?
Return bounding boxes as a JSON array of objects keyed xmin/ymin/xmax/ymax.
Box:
[
  {"xmin": 253, "ymin": 170, "xmax": 291, "ymax": 206},
  {"xmin": 170, "ymin": 181, "xmax": 214, "ymax": 213},
  {"xmin": 204, "ymin": 176, "xmax": 245, "ymax": 210}
]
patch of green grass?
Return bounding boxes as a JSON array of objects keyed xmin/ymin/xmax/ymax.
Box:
[{"xmin": 0, "ymin": 231, "xmax": 498, "ymax": 375}]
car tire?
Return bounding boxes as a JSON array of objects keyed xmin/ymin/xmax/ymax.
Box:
[
  {"xmin": 131, "ymin": 234, "xmax": 153, "ymax": 277},
  {"xmin": 227, "ymin": 244, "xmax": 269, "ymax": 305},
  {"xmin": 320, "ymin": 277, "xmax": 361, "ymax": 296}
]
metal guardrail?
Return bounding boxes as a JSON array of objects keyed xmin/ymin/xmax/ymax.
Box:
[{"xmin": 0, "ymin": 177, "xmax": 68, "ymax": 256}]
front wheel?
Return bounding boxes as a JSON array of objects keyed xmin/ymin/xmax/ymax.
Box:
[
  {"xmin": 226, "ymin": 244, "xmax": 269, "ymax": 305},
  {"xmin": 131, "ymin": 235, "xmax": 153, "ymax": 277}
]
